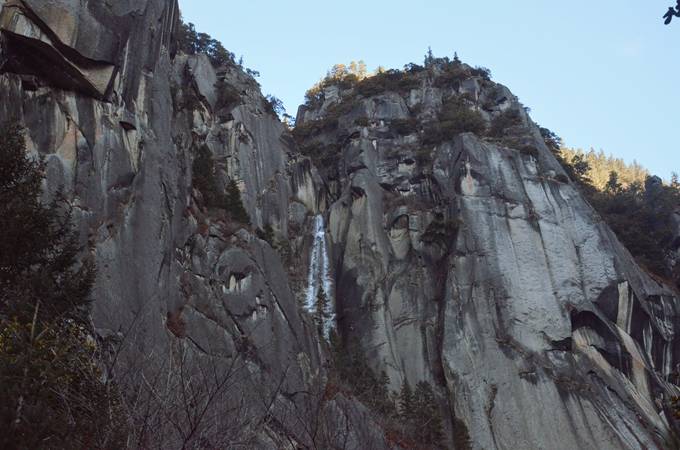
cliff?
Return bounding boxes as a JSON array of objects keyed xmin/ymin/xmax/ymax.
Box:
[{"xmin": 1, "ymin": 1, "xmax": 679, "ymax": 449}]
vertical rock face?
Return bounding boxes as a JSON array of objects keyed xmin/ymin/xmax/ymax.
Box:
[
  {"xmin": 0, "ymin": 1, "xmax": 389, "ymax": 448},
  {"xmin": 2, "ymin": 1, "xmax": 680, "ymax": 448},
  {"xmin": 295, "ymin": 64, "xmax": 680, "ymax": 449}
]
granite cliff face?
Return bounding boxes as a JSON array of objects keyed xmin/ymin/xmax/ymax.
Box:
[
  {"xmin": 295, "ymin": 65, "xmax": 680, "ymax": 449},
  {"xmin": 0, "ymin": 1, "xmax": 386, "ymax": 448},
  {"xmin": 1, "ymin": 1, "xmax": 680, "ymax": 449}
]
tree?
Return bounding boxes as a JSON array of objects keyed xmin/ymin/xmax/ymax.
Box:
[
  {"xmin": 225, "ymin": 179, "xmax": 250, "ymax": 224},
  {"xmin": 539, "ymin": 126, "xmax": 563, "ymax": 155},
  {"xmin": 192, "ymin": 145, "xmax": 222, "ymax": 208},
  {"xmin": 604, "ymin": 171, "xmax": 622, "ymax": 194},
  {"xmin": 0, "ymin": 123, "xmax": 123, "ymax": 449},
  {"xmin": 176, "ymin": 18, "xmax": 235, "ymax": 67},
  {"xmin": 314, "ymin": 287, "xmax": 331, "ymax": 335},
  {"xmin": 398, "ymin": 380, "xmax": 414, "ymax": 420},
  {"xmin": 664, "ymin": 1, "xmax": 680, "ymax": 24},
  {"xmin": 424, "ymin": 46, "xmax": 435, "ymax": 66},
  {"xmin": 265, "ymin": 95, "xmax": 286, "ymax": 117},
  {"xmin": 412, "ymin": 381, "xmax": 444, "ymax": 447}
]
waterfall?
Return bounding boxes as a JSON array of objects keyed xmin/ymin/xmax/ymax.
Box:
[{"xmin": 305, "ymin": 214, "xmax": 334, "ymax": 335}]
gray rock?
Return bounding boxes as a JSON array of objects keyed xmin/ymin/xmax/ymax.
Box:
[{"xmin": 297, "ymin": 66, "xmax": 680, "ymax": 449}]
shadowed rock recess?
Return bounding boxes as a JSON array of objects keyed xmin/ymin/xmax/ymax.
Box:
[{"xmin": 1, "ymin": 1, "xmax": 680, "ymax": 449}]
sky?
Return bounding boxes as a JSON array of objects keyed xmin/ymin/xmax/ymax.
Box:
[{"xmin": 180, "ymin": 1, "xmax": 679, "ymax": 179}]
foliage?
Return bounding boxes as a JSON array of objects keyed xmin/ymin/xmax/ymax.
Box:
[
  {"xmin": 256, "ymin": 224, "xmax": 275, "ymax": 246},
  {"xmin": 488, "ymin": 109, "xmax": 523, "ymax": 138},
  {"xmin": 329, "ymin": 333, "xmax": 395, "ymax": 417},
  {"xmin": 539, "ymin": 126, "xmax": 563, "ymax": 155},
  {"xmin": 304, "ymin": 61, "xmax": 369, "ymax": 105},
  {"xmin": 225, "ymin": 180, "xmax": 251, "ymax": 224},
  {"xmin": 411, "ymin": 381, "xmax": 445, "ymax": 447},
  {"xmin": 437, "ymin": 96, "xmax": 486, "ymax": 139},
  {"xmin": 421, "ymin": 216, "xmax": 460, "ymax": 249},
  {"xmin": 589, "ymin": 176, "xmax": 680, "ymax": 286},
  {"xmin": 0, "ymin": 123, "xmax": 125, "ymax": 449},
  {"xmin": 471, "ymin": 66, "xmax": 492, "ymax": 80},
  {"xmin": 392, "ymin": 117, "xmax": 419, "ymax": 135},
  {"xmin": 356, "ymin": 69, "xmax": 421, "ymax": 97},
  {"xmin": 192, "ymin": 146, "xmax": 250, "ymax": 224},
  {"xmin": 215, "ymin": 79, "xmax": 242, "ymax": 111},
  {"xmin": 551, "ymin": 136, "xmax": 680, "ymax": 288},
  {"xmin": 560, "ymin": 148, "xmax": 649, "ymax": 190},
  {"xmin": 313, "ymin": 288, "xmax": 331, "ymax": 335},
  {"xmin": 354, "ymin": 117, "xmax": 370, "ymax": 127},
  {"xmin": 177, "ymin": 20, "xmax": 235, "ymax": 67},
  {"xmin": 265, "ymin": 95, "xmax": 286, "ymax": 117},
  {"xmin": 192, "ymin": 145, "xmax": 223, "ymax": 208},
  {"xmin": 664, "ymin": 2, "xmax": 680, "ymax": 24},
  {"xmin": 330, "ymin": 332, "xmax": 445, "ymax": 448}
]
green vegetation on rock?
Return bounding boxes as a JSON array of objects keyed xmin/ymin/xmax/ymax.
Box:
[{"xmin": 0, "ymin": 123, "xmax": 126, "ymax": 449}]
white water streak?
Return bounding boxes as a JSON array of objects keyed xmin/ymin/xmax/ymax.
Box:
[{"xmin": 305, "ymin": 215, "xmax": 334, "ymax": 336}]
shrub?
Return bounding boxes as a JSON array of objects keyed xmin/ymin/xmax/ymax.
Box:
[
  {"xmin": 415, "ymin": 147, "xmax": 435, "ymax": 165},
  {"xmin": 264, "ymin": 95, "xmax": 285, "ymax": 117},
  {"xmin": 177, "ymin": 20, "xmax": 235, "ymax": 67},
  {"xmin": 488, "ymin": 109, "xmax": 522, "ymax": 138},
  {"xmin": 292, "ymin": 116, "xmax": 341, "ymax": 142},
  {"xmin": 439, "ymin": 97, "xmax": 486, "ymax": 138},
  {"xmin": 421, "ymin": 217, "xmax": 460, "ymax": 248},
  {"xmin": 355, "ymin": 69, "xmax": 421, "ymax": 97},
  {"xmin": 354, "ymin": 117, "xmax": 370, "ymax": 127},
  {"xmin": 519, "ymin": 145, "xmax": 540, "ymax": 159},
  {"xmin": 392, "ymin": 118, "xmax": 419, "ymax": 135},
  {"xmin": 471, "ymin": 66, "xmax": 492, "ymax": 80},
  {"xmin": 329, "ymin": 333, "xmax": 395, "ymax": 417},
  {"xmin": 422, "ymin": 124, "xmax": 445, "ymax": 147},
  {"xmin": 215, "ymin": 79, "xmax": 242, "ymax": 111},
  {"xmin": 256, "ymin": 224, "xmax": 275, "ymax": 245},
  {"xmin": 433, "ymin": 65, "xmax": 470, "ymax": 88}
]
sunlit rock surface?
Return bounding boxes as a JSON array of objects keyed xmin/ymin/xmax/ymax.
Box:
[{"xmin": 2, "ymin": 0, "xmax": 680, "ymax": 448}]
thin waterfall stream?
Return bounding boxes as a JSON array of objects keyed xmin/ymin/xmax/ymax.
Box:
[{"xmin": 305, "ymin": 214, "xmax": 334, "ymax": 336}]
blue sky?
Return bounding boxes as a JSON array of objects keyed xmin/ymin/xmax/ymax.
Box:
[{"xmin": 180, "ymin": 1, "xmax": 679, "ymax": 179}]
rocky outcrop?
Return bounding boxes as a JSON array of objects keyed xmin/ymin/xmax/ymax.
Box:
[
  {"xmin": 0, "ymin": 1, "xmax": 389, "ymax": 448},
  {"xmin": 2, "ymin": 1, "xmax": 679, "ymax": 448},
  {"xmin": 296, "ymin": 64, "xmax": 680, "ymax": 449}
]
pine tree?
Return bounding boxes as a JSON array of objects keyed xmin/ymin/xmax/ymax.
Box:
[
  {"xmin": 0, "ymin": 123, "xmax": 124, "ymax": 449},
  {"xmin": 314, "ymin": 287, "xmax": 330, "ymax": 335},
  {"xmin": 398, "ymin": 380, "xmax": 414, "ymax": 420},
  {"xmin": 424, "ymin": 46, "xmax": 435, "ymax": 66},
  {"xmin": 413, "ymin": 381, "xmax": 444, "ymax": 446},
  {"xmin": 604, "ymin": 171, "xmax": 622, "ymax": 194},
  {"xmin": 225, "ymin": 179, "xmax": 250, "ymax": 224},
  {"xmin": 192, "ymin": 145, "xmax": 222, "ymax": 208}
]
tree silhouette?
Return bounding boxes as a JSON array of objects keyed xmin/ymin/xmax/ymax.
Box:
[
  {"xmin": 313, "ymin": 287, "xmax": 330, "ymax": 335},
  {"xmin": 664, "ymin": 1, "xmax": 680, "ymax": 24}
]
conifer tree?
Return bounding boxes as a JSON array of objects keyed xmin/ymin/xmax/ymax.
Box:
[
  {"xmin": 0, "ymin": 123, "xmax": 124, "ymax": 449},
  {"xmin": 413, "ymin": 381, "xmax": 444, "ymax": 447},
  {"xmin": 225, "ymin": 179, "xmax": 250, "ymax": 224},
  {"xmin": 314, "ymin": 287, "xmax": 331, "ymax": 335},
  {"xmin": 398, "ymin": 380, "xmax": 414, "ymax": 420}
]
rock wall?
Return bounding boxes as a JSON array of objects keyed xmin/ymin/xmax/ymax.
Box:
[
  {"xmin": 296, "ymin": 64, "xmax": 680, "ymax": 449},
  {"xmin": 2, "ymin": 1, "xmax": 680, "ymax": 448},
  {"xmin": 0, "ymin": 1, "xmax": 388, "ymax": 448}
]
